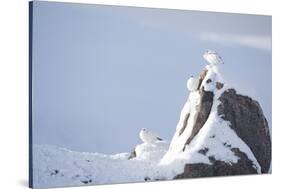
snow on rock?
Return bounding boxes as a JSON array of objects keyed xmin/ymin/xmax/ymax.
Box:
[
  {"xmin": 160, "ymin": 64, "xmax": 267, "ymax": 177},
  {"xmin": 217, "ymin": 89, "xmax": 271, "ymax": 173}
]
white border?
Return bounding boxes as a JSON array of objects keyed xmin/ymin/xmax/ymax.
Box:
[{"xmin": 0, "ymin": 0, "xmax": 279, "ymax": 189}]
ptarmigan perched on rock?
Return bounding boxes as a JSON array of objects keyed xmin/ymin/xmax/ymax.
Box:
[
  {"xmin": 203, "ymin": 50, "xmax": 224, "ymax": 66},
  {"xmin": 187, "ymin": 76, "xmax": 199, "ymax": 91},
  {"xmin": 139, "ymin": 128, "xmax": 163, "ymax": 144}
]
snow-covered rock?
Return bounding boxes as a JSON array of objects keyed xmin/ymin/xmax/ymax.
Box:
[
  {"xmin": 160, "ymin": 64, "xmax": 271, "ymax": 178},
  {"xmin": 217, "ymin": 89, "xmax": 271, "ymax": 173}
]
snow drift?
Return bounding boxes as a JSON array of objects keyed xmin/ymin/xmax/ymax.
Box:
[{"xmin": 33, "ymin": 141, "xmax": 172, "ymax": 188}]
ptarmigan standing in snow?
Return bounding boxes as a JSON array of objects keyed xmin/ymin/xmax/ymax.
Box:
[
  {"xmin": 187, "ymin": 76, "xmax": 199, "ymax": 91},
  {"xmin": 139, "ymin": 128, "xmax": 163, "ymax": 144},
  {"xmin": 203, "ymin": 50, "xmax": 224, "ymax": 66}
]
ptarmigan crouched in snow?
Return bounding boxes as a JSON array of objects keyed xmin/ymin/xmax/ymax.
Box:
[
  {"xmin": 186, "ymin": 50, "xmax": 223, "ymax": 92},
  {"xmin": 139, "ymin": 128, "xmax": 163, "ymax": 144},
  {"xmin": 134, "ymin": 128, "xmax": 168, "ymax": 162},
  {"xmin": 187, "ymin": 76, "xmax": 199, "ymax": 91}
]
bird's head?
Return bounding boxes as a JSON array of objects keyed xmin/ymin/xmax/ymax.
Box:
[
  {"xmin": 207, "ymin": 49, "xmax": 215, "ymax": 53},
  {"xmin": 203, "ymin": 51, "xmax": 209, "ymax": 59}
]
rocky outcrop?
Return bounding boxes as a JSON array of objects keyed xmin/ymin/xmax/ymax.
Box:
[
  {"xmin": 171, "ymin": 66, "xmax": 271, "ymax": 179},
  {"xmin": 217, "ymin": 89, "xmax": 271, "ymax": 173},
  {"xmin": 175, "ymin": 87, "xmax": 268, "ymax": 177}
]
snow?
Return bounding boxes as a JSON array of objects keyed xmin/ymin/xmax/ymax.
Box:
[
  {"xmin": 32, "ymin": 62, "xmax": 263, "ymax": 188},
  {"xmin": 135, "ymin": 141, "xmax": 169, "ymax": 162},
  {"xmin": 33, "ymin": 141, "xmax": 171, "ymax": 188},
  {"xmin": 33, "ymin": 145, "xmax": 141, "ymax": 188}
]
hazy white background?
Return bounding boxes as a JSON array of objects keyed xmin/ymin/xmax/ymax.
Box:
[{"xmin": 0, "ymin": 0, "xmax": 280, "ymax": 189}]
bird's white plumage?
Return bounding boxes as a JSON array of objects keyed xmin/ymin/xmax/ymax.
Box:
[
  {"xmin": 139, "ymin": 129, "xmax": 162, "ymax": 144},
  {"xmin": 187, "ymin": 76, "xmax": 199, "ymax": 91},
  {"xmin": 203, "ymin": 50, "xmax": 224, "ymax": 65}
]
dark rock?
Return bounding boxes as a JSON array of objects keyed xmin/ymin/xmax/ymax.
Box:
[
  {"xmin": 208, "ymin": 156, "xmax": 216, "ymax": 164},
  {"xmin": 210, "ymin": 135, "xmax": 216, "ymax": 138},
  {"xmin": 154, "ymin": 177, "xmax": 166, "ymax": 181},
  {"xmin": 198, "ymin": 148, "xmax": 209, "ymax": 155},
  {"xmin": 157, "ymin": 137, "xmax": 163, "ymax": 141},
  {"xmin": 81, "ymin": 180, "xmax": 89, "ymax": 184},
  {"xmin": 178, "ymin": 113, "xmax": 190, "ymax": 136},
  {"xmin": 128, "ymin": 148, "xmax": 136, "ymax": 160},
  {"xmin": 50, "ymin": 169, "xmax": 59, "ymax": 176},
  {"xmin": 81, "ymin": 177, "xmax": 93, "ymax": 184},
  {"xmin": 197, "ymin": 69, "xmax": 208, "ymax": 90},
  {"xmin": 223, "ymin": 142, "xmax": 232, "ymax": 148},
  {"xmin": 206, "ymin": 79, "xmax": 212, "ymax": 83},
  {"xmin": 216, "ymin": 82, "xmax": 224, "ymax": 89},
  {"xmin": 144, "ymin": 177, "xmax": 151, "ymax": 181},
  {"xmin": 217, "ymin": 89, "xmax": 271, "ymax": 173},
  {"xmin": 175, "ymin": 148, "xmax": 258, "ymax": 179}
]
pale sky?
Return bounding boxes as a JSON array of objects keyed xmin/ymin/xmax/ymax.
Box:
[{"xmin": 32, "ymin": 1, "xmax": 272, "ymax": 154}]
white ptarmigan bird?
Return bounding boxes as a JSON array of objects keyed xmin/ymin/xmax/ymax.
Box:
[
  {"xmin": 139, "ymin": 128, "xmax": 163, "ymax": 144},
  {"xmin": 187, "ymin": 76, "xmax": 199, "ymax": 91},
  {"xmin": 203, "ymin": 50, "xmax": 224, "ymax": 65}
]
